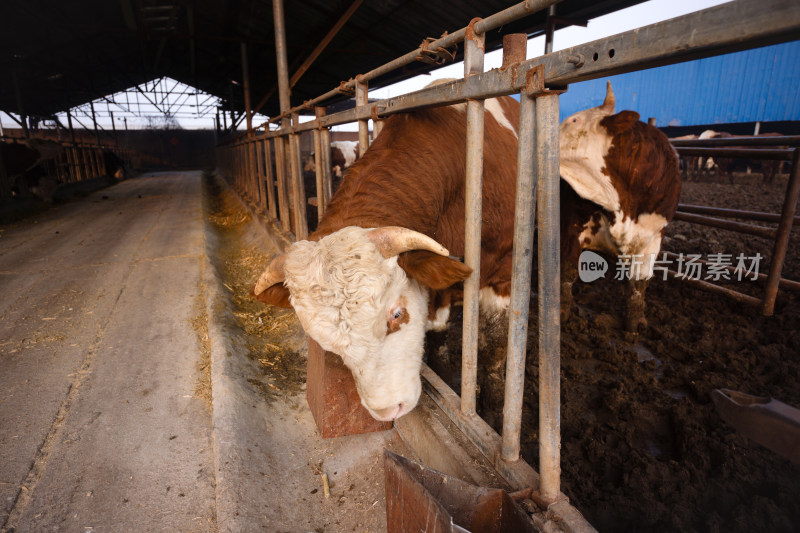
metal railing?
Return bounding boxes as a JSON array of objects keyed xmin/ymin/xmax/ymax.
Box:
[
  {"xmin": 217, "ymin": 0, "xmax": 800, "ymax": 527},
  {"xmin": 670, "ymin": 135, "xmax": 800, "ymax": 315}
]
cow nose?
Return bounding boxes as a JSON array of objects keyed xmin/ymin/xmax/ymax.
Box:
[{"xmin": 373, "ymin": 403, "xmax": 403, "ymax": 421}]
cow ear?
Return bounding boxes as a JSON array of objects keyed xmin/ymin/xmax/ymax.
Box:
[
  {"xmin": 602, "ymin": 110, "xmax": 640, "ymax": 135},
  {"xmin": 397, "ymin": 250, "xmax": 473, "ymax": 290},
  {"xmin": 251, "ymin": 284, "xmax": 293, "ymax": 308}
]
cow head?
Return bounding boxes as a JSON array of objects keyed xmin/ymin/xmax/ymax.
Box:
[
  {"xmin": 253, "ymin": 226, "xmax": 471, "ymax": 421},
  {"xmin": 559, "ymin": 81, "xmax": 640, "ymax": 213}
]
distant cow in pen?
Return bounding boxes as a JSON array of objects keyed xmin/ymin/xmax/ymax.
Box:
[{"xmin": 559, "ymin": 82, "xmax": 682, "ymax": 331}]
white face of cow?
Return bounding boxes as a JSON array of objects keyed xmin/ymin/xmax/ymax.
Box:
[
  {"xmin": 559, "ymin": 81, "xmax": 621, "ymax": 214},
  {"xmin": 282, "ymin": 227, "xmax": 429, "ymax": 421}
]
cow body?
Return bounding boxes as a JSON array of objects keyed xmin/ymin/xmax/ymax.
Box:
[
  {"xmin": 254, "ymin": 86, "xmax": 519, "ymax": 421},
  {"xmin": 559, "ymin": 82, "xmax": 681, "ymax": 331}
]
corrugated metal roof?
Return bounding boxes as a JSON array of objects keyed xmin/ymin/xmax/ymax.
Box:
[{"xmin": 558, "ymin": 40, "xmax": 800, "ymax": 126}]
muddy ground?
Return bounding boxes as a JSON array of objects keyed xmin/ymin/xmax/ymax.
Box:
[{"xmin": 430, "ymin": 171, "xmax": 800, "ymax": 532}]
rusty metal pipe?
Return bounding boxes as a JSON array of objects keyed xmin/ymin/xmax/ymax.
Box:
[
  {"xmin": 667, "ymin": 269, "xmax": 762, "ymax": 306},
  {"xmin": 675, "ymin": 147, "xmax": 793, "ymax": 160},
  {"xmin": 662, "ymin": 251, "xmax": 800, "ymax": 293},
  {"xmin": 261, "ymin": 139, "xmax": 278, "ymax": 220},
  {"xmin": 313, "ymin": 126, "xmax": 324, "ymax": 220},
  {"xmin": 356, "ymin": 79, "xmax": 370, "ymax": 156},
  {"xmin": 673, "ymin": 212, "xmax": 778, "ymax": 239},
  {"xmin": 536, "ymin": 92, "xmax": 561, "ymax": 502},
  {"xmin": 501, "ymin": 84, "xmax": 536, "ymax": 463},
  {"xmin": 671, "ymin": 135, "xmax": 800, "ymax": 147},
  {"xmin": 461, "ymin": 21, "xmax": 485, "ymax": 417},
  {"xmin": 677, "ymin": 204, "xmax": 800, "ymax": 225},
  {"xmin": 762, "ymin": 148, "xmax": 800, "ymax": 315},
  {"xmin": 273, "ymin": 137, "xmax": 291, "ymax": 232}
]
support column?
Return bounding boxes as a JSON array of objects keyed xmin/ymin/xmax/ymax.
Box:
[
  {"xmin": 273, "ymin": 0, "xmax": 294, "ymax": 234},
  {"xmin": 460, "ymin": 19, "xmax": 485, "ymax": 416}
]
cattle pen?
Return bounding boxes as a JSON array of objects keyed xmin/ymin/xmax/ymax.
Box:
[
  {"xmin": 1, "ymin": 0, "xmax": 799, "ymax": 531},
  {"xmin": 215, "ymin": 0, "xmax": 800, "ymax": 530}
]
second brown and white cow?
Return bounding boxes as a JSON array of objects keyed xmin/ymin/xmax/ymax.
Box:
[{"xmin": 559, "ymin": 82, "xmax": 682, "ymax": 331}]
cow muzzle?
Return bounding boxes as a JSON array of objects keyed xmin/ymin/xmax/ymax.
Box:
[{"xmin": 368, "ymin": 402, "xmax": 413, "ymax": 422}]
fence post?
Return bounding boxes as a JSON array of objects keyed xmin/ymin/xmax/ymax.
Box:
[
  {"xmin": 535, "ymin": 88, "xmax": 562, "ymax": 505},
  {"xmin": 263, "ymin": 137, "xmax": 278, "ymax": 220},
  {"xmin": 461, "ymin": 18, "xmax": 485, "ymax": 416},
  {"xmin": 500, "ymin": 35, "xmax": 536, "ymax": 464},
  {"xmin": 762, "ymin": 148, "xmax": 800, "ymax": 315}
]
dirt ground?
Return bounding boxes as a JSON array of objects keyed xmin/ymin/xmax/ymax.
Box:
[{"xmin": 429, "ymin": 171, "xmax": 800, "ymax": 532}]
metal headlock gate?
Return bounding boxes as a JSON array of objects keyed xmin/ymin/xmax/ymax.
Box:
[{"xmin": 217, "ymin": 0, "xmax": 800, "ymax": 529}]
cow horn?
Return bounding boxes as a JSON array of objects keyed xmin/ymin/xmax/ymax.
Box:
[
  {"xmin": 253, "ymin": 254, "xmax": 287, "ymax": 295},
  {"xmin": 367, "ymin": 227, "xmax": 449, "ymax": 258},
  {"xmin": 599, "ymin": 81, "xmax": 615, "ymax": 113}
]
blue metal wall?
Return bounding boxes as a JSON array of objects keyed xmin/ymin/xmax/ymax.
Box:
[{"xmin": 557, "ymin": 41, "xmax": 800, "ymax": 126}]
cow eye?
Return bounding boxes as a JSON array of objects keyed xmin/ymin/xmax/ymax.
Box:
[{"xmin": 387, "ymin": 306, "xmax": 408, "ymax": 334}]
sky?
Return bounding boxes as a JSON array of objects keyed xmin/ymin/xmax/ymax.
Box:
[{"xmin": 0, "ymin": 0, "xmax": 730, "ymax": 133}]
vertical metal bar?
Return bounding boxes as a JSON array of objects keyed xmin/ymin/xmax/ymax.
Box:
[
  {"xmin": 241, "ymin": 43, "xmax": 253, "ymax": 133},
  {"xmin": 273, "ymin": 0, "xmax": 291, "ymax": 121},
  {"xmin": 90, "ymin": 101, "xmax": 100, "ymax": 145},
  {"xmin": 273, "ymin": 0, "xmax": 295, "ymax": 234},
  {"xmin": 373, "ymin": 118, "xmax": 384, "ymax": 140},
  {"xmin": 12, "ymin": 72, "xmax": 29, "ymax": 139},
  {"xmin": 263, "ymin": 138, "xmax": 278, "ymax": 219},
  {"xmin": 255, "ymin": 136, "xmax": 265, "ymax": 211},
  {"xmin": 321, "ymin": 125, "xmax": 333, "ymax": 200},
  {"xmin": 356, "ymin": 79, "xmax": 370, "ymax": 156},
  {"xmin": 0, "ymin": 145, "xmax": 9, "ymax": 199},
  {"xmin": 536, "ymin": 92, "xmax": 562, "ymax": 503},
  {"xmin": 500, "ymin": 35, "xmax": 535, "ymax": 463},
  {"xmin": 461, "ymin": 19, "xmax": 485, "ymax": 416},
  {"xmin": 313, "ymin": 108, "xmax": 326, "ymax": 220},
  {"xmin": 274, "ymin": 137, "xmax": 291, "ymax": 232},
  {"xmin": 762, "ymin": 148, "xmax": 800, "ymax": 315},
  {"xmin": 544, "ymin": 5, "xmax": 556, "ymax": 54},
  {"xmin": 290, "ymin": 113, "xmax": 308, "ymax": 239}
]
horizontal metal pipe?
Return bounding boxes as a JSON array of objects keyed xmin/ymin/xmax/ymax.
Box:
[
  {"xmin": 666, "ymin": 269, "xmax": 763, "ymax": 306},
  {"xmin": 673, "ymin": 211, "xmax": 778, "ymax": 239},
  {"xmin": 670, "ymin": 135, "xmax": 800, "ymax": 147},
  {"xmin": 663, "ymin": 251, "xmax": 800, "ymax": 292},
  {"xmin": 675, "ymin": 147, "xmax": 793, "ymax": 160},
  {"xmin": 677, "ymin": 204, "xmax": 800, "ymax": 225}
]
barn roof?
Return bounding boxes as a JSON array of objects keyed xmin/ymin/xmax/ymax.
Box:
[{"xmin": 0, "ymin": 0, "xmax": 645, "ymax": 120}]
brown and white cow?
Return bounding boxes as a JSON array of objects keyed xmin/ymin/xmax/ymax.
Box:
[
  {"xmin": 254, "ymin": 84, "xmax": 519, "ymax": 421},
  {"xmin": 559, "ymin": 82, "xmax": 682, "ymax": 331},
  {"xmin": 303, "ymin": 140, "xmax": 360, "ymax": 179}
]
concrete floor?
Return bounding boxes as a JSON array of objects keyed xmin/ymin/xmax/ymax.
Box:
[{"xmin": 0, "ymin": 172, "xmax": 405, "ymax": 532}]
